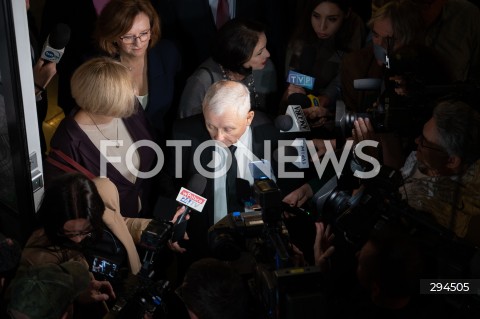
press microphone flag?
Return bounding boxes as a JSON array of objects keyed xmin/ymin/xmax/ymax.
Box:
[
  {"xmin": 286, "ymin": 70, "xmax": 315, "ymax": 90},
  {"xmin": 277, "ymin": 105, "xmax": 311, "ymax": 133},
  {"xmin": 41, "ymin": 23, "xmax": 71, "ymax": 63}
]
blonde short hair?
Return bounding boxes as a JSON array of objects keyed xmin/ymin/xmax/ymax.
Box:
[
  {"xmin": 202, "ymin": 80, "xmax": 251, "ymax": 117},
  {"xmin": 70, "ymin": 57, "xmax": 136, "ymax": 118}
]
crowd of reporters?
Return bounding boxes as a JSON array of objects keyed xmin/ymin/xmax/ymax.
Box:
[{"xmin": 1, "ymin": 0, "xmax": 480, "ymax": 318}]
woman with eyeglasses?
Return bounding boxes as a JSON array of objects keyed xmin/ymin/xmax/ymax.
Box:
[
  {"xmin": 20, "ymin": 172, "xmax": 186, "ymax": 316},
  {"xmin": 95, "ymin": 0, "xmax": 182, "ymax": 142}
]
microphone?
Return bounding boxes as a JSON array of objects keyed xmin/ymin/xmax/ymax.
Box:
[
  {"xmin": 353, "ymin": 78, "xmax": 382, "ymax": 90},
  {"xmin": 274, "ymin": 104, "xmax": 311, "ymax": 133},
  {"xmin": 273, "ymin": 138, "xmax": 310, "ymax": 169},
  {"xmin": 286, "ymin": 46, "xmax": 317, "ymax": 90},
  {"xmin": 287, "ymin": 92, "xmax": 323, "ymax": 109},
  {"xmin": 172, "ymin": 174, "xmax": 208, "ymax": 242},
  {"xmin": 40, "ymin": 23, "xmax": 71, "ymax": 63}
]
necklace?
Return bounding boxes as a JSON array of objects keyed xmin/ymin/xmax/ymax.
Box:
[
  {"xmin": 87, "ymin": 113, "xmax": 120, "ymax": 148},
  {"xmin": 219, "ymin": 64, "xmax": 259, "ymax": 110}
]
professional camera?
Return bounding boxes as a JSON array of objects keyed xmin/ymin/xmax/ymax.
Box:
[
  {"xmin": 104, "ymin": 275, "xmax": 171, "ymax": 319},
  {"xmin": 208, "ymin": 177, "xmax": 326, "ymax": 319}
]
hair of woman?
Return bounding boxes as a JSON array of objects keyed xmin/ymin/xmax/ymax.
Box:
[{"xmin": 211, "ymin": 18, "xmax": 266, "ymax": 76}]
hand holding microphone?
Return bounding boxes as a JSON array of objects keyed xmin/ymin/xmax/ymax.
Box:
[
  {"xmin": 33, "ymin": 23, "xmax": 71, "ymax": 95},
  {"xmin": 170, "ymin": 174, "xmax": 208, "ymax": 245}
]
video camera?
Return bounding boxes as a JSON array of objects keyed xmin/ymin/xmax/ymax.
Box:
[{"xmin": 208, "ymin": 177, "xmax": 325, "ymax": 319}]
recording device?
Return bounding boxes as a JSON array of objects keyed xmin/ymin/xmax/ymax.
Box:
[
  {"xmin": 172, "ymin": 174, "xmax": 207, "ymax": 242},
  {"xmin": 208, "ymin": 176, "xmax": 326, "ymax": 319},
  {"xmin": 353, "ymin": 78, "xmax": 382, "ymax": 90},
  {"xmin": 275, "ymin": 105, "xmax": 311, "ymax": 133},
  {"xmin": 40, "ymin": 23, "xmax": 71, "ymax": 63},
  {"xmin": 286, "ymin": 45, "xmax": 317, "ymax": 91},
  {"xmin": 104, "ymin": 276, "xmax": 171, "ymax": 319}
]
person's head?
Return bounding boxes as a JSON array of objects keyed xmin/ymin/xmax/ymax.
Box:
[
  {"xmin": 411, "ymin": 0, "xmax": 447, "ymax": 27},
  {"xmin": 212, "ymin": 18, "xmax": 270, "ymax": 76},
  {"xmin": 7, "ymin": 261, "xmax": 90, "ymax": 319},
  {"xmin": 95, "ymin": 0, "xmax": 160, "ymax": 57},
  {"xmin": 37, "ymin": 173, "xmax": 105, "ymax": 246},
  {"xmin": 368, "ymin": 0, "xmax": 424, "ymax": 65},
  {"xmin": 202, "ymin": 80, "xmax": 254, "ymax": 147},
  {"xmin": 415, "ymin": 100, "xmax": 480, "ymax": 176},
  {"xmin": 310, "ymin": 0, "xmax": 351, "ymax": 40},
  {"xmin": 71, "ymin": 56, "xmax": 137, "ymax": 118},
  {"xmin": 356, "ymin": 222, "xmax": 424, "ymax": 308},
  {"xmin": 176, "ymin": 258, "xmax": 250, "ymax": 319}
]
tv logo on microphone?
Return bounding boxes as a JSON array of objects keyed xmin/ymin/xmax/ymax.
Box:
[
  {"xmin": 291, "ymin": 105, "xmax": 310, "ymax": 131},
  {"xmin": 176, "ymin": 187, "xmax": 207, "ymax": 212},
  {"xmin": 287, "ymin": 70, "xmax": 315, "ymax": 90}
]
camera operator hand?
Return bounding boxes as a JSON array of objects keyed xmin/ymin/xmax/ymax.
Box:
[
  {"xmin": 314, "ymin": 222, "xmax": 335, "ymax": 272},
  {"xmin": 282, "ymin": 183, "xmax": 313, "ymax": 211},
  {"xmin": 389, "ymin": 75, "xmax": 408, "ymax": 96},
  {"xmin": 303, "ymin": 104, "xmax": 331, "ymax": 127},
  {"xmin": 77, "ymin": 278, "xmax": 116, "ymax": 304},
  {"xmin": 352, "ymin": 117, "xmax": 377, "ymax": 144},
  {"xmin": 167, "ymin": 206, "xmax": 189, "ymax": 253}
]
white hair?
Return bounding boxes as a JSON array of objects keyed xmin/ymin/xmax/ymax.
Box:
[{"xmin": 202, "ymin": 80, "xmax": 251, "ymax": 117}]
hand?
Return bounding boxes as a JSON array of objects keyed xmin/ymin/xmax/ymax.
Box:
[
  {"xmin": 286, "ymin": 83, "xmax": 306, "ymax": 96},
  {"xmin": 352, "ymin": 117, "xmax": 376, "ymax": 144},
  {"xmin": 282, "ymin": 183, "xmax": 313, "ymax": 209},
  {"xmin": 77, "ymin": 279, "xmax": 116, "ymax": 303},
  {"xmin": 314, "ymin": 222, "xmax": 335, "ymax": 271},
  {"xmin": 170, "ymin": 206, "xmax": 188, "ymax": 224},
  {"xmin": 32, "ymin": 58, "xmax": 56, "ymax": 90},
  {"xmin": 389, "ymin": 75, "xmax": 407, "ymax": 96},
  {"xmin": 168, "ymin": 231, "xmax": 188, "ymax": 253}
]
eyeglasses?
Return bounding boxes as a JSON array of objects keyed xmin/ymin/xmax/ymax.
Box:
[
  {"xmin": 418, "ymin": 134, "xmax": 447, "ymax": 153},
  {"xmin": 58, "ymin": 229, "xmax": 93, "ymax": 239},
  {"xmin": 119, "ymin": 29, "xmax": 151, "ymax": 44}
]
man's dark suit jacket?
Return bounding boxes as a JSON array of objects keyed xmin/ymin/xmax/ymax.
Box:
[{"xmin": 169, "ymin": 111, "xmax": 306, "ymax": 261}]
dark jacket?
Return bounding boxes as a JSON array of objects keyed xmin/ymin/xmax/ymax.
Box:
[{"xmin": 45, "ymin": 107, "xmax": 158, "ymax": 217}]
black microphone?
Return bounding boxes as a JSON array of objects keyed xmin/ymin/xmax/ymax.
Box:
[
  {"xmin": 171, "ymin": 174, "xmax": 208, "ymax": 242},
  {"xmin": 286, "ymin": 46, "xmax": 317, "ymax": 90},
  {"xmin": 40, "ymin": 23, "xmax": 71, "ymax": 63},
  {"xmin": 274, "ymin": 109, "xmax": 311, "ymax": 134},
  {"xmin": 287, "ymin": 92, "xmax": 312, "ymax": 109}
]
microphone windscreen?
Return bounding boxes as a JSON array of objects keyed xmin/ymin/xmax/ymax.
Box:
[
  {"xmin": 49, "ymin": 23, "xmax": 71, "ymax": 49},
  {"xmin": 187, "ymin": 174, "xmax": 207, "ymax": 195},
  {"xmin": 299, "ymin": 46, "xmax": 316, "ymax": 75},
  {"xmin": 274, "ymin": 115, "xmax": 293, "ymax": 131},
  {"xmin": 287, "ymin": 93, "xmax": 311, "ymax": 109}
]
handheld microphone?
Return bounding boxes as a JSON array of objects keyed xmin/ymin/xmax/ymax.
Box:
[
  {"xmin": 172, "ymin": 174, "xmax": 208, "ymax": 242},
  {"xmin": 286, "ymin": 46, "xmax": 317, "ymax": 90},
  {"xmin": 40, "ymin": 23, "xmax": 71, "ymax": 63},
  {"xmin": 273, "ymin": 138, "xmax": 310, "ymax": 169},
  {"xmin": 274, "ymin": 105, "xmax": 311, "ymax": 133},
  {"xmin": 353, "ymin": 78, "xmax": 382, "ymax": 90},
  {"xmin": 286, "ymin": 70, "xmax": 316, "ymax": 90},
  {"xmin": 287, "ymin": 92, "xmax": 322, "ymax": 108}
]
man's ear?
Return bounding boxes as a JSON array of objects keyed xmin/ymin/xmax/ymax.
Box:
[
  {"xmin": 246, "ymin": 110, "xmax": 255, "ymax": 126},
  {"xmin": 446, "ymin": 155, "xmax": 462, "ymax": 171}
]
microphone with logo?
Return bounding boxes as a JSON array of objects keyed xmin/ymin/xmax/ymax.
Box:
[
  {"xmin": 286, "ymin": 46, "xmax": 317, "ymax": 91},
  {"xmin": 171, "ymin": 174, "xmax": 208, "ymax": 242},
  {"xmin": 274, "ymin": 101, "xmax": 311, "ymax": 134},
  {"xmin": 40, "ymin": 23, "xmax": 71, "ymax": 63}
]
